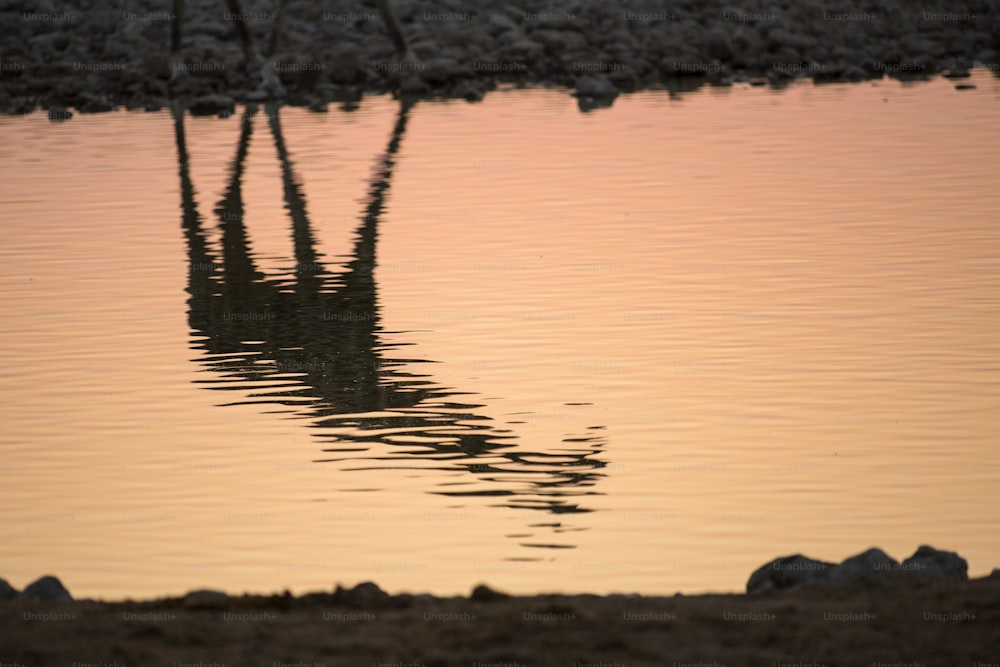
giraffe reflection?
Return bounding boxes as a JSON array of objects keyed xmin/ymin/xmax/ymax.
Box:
[{"xmin": 170, "ymin": 101, "xmax": 607, "ymax": 546}]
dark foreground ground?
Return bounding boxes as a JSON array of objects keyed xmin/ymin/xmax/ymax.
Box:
[
  {"xmin": 2, "ymin": 577, "xmax": 999, "ymax": 667},
  {"xmin": 1, "ymin": 0, "xmax": 999, "ymax": 114}
]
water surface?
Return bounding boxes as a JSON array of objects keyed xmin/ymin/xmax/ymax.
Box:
[{"xmin": 1, "ymin": 72, "xmax": 998, "ymax": 599}]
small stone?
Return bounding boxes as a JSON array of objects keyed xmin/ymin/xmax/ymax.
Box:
[
  {"xmin": 746, "ymin": 555, "xmax": 833, "ymax": 594},
  {"xmin": 398, "ymin": 74, "xmax": 429, "ymax": 97},
  {"xmin": 529, "ymin": 29, "xmax": 567, "ymax": 52},
  {"xmin": 955, "ymin": 83, "xmax": 976, "ymax": 90},
  {"xmin": 704, "ymin": 28, "xmax": 734, "ymax": 61},
  {"xmin": 574, "ymin": 74, "xmax": 618, "ymax": 99},
  {"xmin": 451, "ymin": 79, "xmax": 485, "ymax": 102},
  {"xmin": 183, "ymin": 589, "xmax": 230, "ymax": 609},
  {"xmin": 901, "ymin": 545, "xmax": 968, "ymax": 580},
  {"xmin": 78, "ymin": 95, "xmax": 115, "ymax": 113},
  {"xmin": 768, "ymin": 67, "xmax": 796, "ymax": 82},
  {"xmin": 0, "ymin": 578, "xmax": 18, "ymax": 601},
  {"xmin": 470, "ymin": 584, "xmax": 509, "ymax": 602},
  {"xmin": 839, "ymin": 65, "xmax": 868, "ymax": 82},
  {"xmin": 608, "ymin": 67, "xmax": 640, "ymax": 91},
  {"xmin": 19, "ymin": 575, "xmax": 72, "ymax": 602},
  {"xmin": 47, "ymin": 105, "xmax": 72, "ymax": 121},
  {"xmin": 576, "ymin": 95, "xmax": 617, "ymax": 112},
  {"xmin": 389, "ymin": 592, "xmax": 415, "ymax": 607},
  {"xmin": 504, "ymin": 38, "xmax": 544, "ymax": 61},
  {"xmin": 485, "ymin": 11, "xmax": 519, "ymax": 35},
  {"xmin": 334, "ymin": 581, "xmax": 389, "ymax": 606},
  {"xmin": 826, "ymin": 548, "xmax": 900, "ymax": 586},
  {"xmin": 328, "ymin": 44, "xmax": 367, "ymax": 85},
  {"xmin": 352, "ymin": 582, "xmax": 388, "ymax": 603},
  {"xmin": 419, "ymin": 57, "xmax": 473, "ymax": 85},
  {"xmin": 144, "ymin": 97, "xmax": 168, "ymax": 112},
  {"xmin": 188, "ymin": 94, "xmax": 235, "ymax": 116},
  {"xmin": 4, "ymin": 97, "xmax": 37, "ymax": 115}
]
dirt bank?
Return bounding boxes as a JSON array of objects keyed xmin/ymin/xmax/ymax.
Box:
[
  {"xmin": 1, "ymin": 0, "xmax": 999, "ymax": 114},
  {"xmin": 2, "ymin": 577, "xmax": 999, "ymax": 666}
]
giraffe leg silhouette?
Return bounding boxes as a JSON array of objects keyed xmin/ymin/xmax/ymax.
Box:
[{"xmin": 170, "ymin": 0, "xmax": 415, "ymax": 96}]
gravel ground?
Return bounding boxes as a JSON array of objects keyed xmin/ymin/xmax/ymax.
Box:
[
  {"xmin": 2, "ymin": 577, "xmax": 999, "ymax": 666},
  {"xmin": 1, "ymin": 0, "xmax": 999, "ymax": 113}
]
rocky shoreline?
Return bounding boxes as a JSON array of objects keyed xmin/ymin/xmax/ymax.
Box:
[
  {"xmin": 2, "ymin": 0, "xmax": 998, "ymax": 115},
  {"xmin": 3, "ymin": 546, "xmax": 998, "ymax": 665}
]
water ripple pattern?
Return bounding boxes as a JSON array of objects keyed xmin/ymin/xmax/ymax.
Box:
[{"xmin": 0, "ymin": 72, "xmax": 998, "ymax": 599}]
